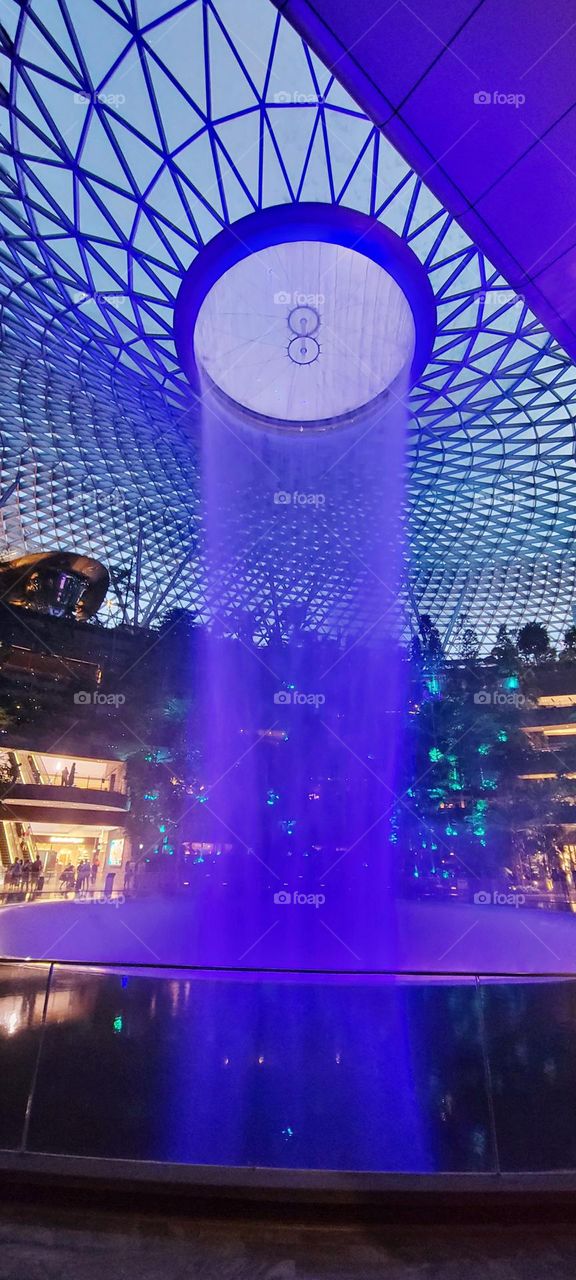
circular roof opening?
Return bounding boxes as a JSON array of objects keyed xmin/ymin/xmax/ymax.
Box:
[{"xmin": 174, "ymin": 204, "xmax": 436, "ymax": 431}]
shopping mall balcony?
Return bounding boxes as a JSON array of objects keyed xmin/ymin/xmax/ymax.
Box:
[
  {"xmin": 0, "ymin": 747, "xmax": 130, "ymax": 889},
  {"xmin": 521, "ymin": 673, "xmax": 576, "ymax": 757}
]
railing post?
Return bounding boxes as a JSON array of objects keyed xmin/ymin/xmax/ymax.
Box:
[
  {"xmin": 20, "ymin": 961, "xmax": 54, "ymax": 1154},
  {"xmin": 476, "ymin": 974, "xmax": 500, "ymax": 1175}
]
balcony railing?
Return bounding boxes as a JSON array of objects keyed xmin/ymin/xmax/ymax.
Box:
[{"xmin": 32, "ymin": 773, "xmax": 126, "ymax": 794}]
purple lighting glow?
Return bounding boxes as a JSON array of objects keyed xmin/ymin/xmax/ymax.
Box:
[{"xmin": 178, "ymin": 206, "xmax": 431, "ymax": 970}]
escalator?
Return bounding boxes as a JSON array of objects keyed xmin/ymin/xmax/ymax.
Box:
[{"xmin": 0, "ymin": 824, "xmax": 10, "ymax": 869}]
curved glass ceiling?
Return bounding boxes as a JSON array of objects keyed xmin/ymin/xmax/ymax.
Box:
[{"xmin": 0, "ymin": 0, "xmax": 575, "ymax": 643}]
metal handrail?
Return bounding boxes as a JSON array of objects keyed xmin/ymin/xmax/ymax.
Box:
[
  {"xmin": 14, "ymin": 774, "xmax": 126, "ymax": 793},
  {"xmin": 0, "ymin": 954, "xmax": 573, "ymax": 977}
]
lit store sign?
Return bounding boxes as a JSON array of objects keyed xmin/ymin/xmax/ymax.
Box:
[{"xmin": 108, "ymin": 837, "xmax": 124, "ymax": 867}]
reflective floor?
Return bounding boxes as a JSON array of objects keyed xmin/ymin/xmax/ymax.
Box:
[{"xmin": 1, "ymin": 962, "xmax": 576, "ymax": 1174}]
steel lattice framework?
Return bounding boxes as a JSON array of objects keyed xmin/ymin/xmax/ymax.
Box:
[{"xmin": 0, "ymin": 0, "xmax": 575, "ymax": 646}]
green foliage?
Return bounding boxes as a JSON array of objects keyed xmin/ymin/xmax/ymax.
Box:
[
  {"xmin": 459, "ymin": 627, "xmax": 480, "ymax": 661},
  {"xmin": 401, "ymin": 641, "xmax": 528, "ymax": 880},
  {"xmin": 491, "ymin": 624, "xmax": 519, "ymax": 674},
  {"xmin": 517, "ymin": 621, "xmax": 551, "ymax": 662}
]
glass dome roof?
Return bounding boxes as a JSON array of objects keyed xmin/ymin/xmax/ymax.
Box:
[{"xmin": 0, "ymin": 0, "xmax": 574, "ymax": 644}]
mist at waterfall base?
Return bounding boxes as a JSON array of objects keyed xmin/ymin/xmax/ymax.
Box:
[{"xmin": 195, "ymin": 381, "xmax": 409, "ymax": 970}]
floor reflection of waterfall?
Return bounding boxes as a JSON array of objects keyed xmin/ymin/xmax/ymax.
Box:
[{"xmin": 197, "ymin": 379, "xmax": 409, "ymax": 969}]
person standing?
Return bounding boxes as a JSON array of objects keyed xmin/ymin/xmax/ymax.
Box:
[
  {"xmin": 21, "ymin": 860, "xmax": 31, "ymax": 897},
  {"xmin": 3, "ymin": 864, "xmax": 12, "ymax": 898},
  {"xmin": 61, "ymin": 864, "xmax": 74, "ymax": 897},
  {"xmin": 30, "ymin": 856, "xmax": 42, "ymax": 896}
]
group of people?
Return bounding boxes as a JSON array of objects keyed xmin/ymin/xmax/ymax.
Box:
[
  {"xmin": 0, "ymin": 855, "xmax": 101, "ymax": 900},
  {"xmin": 58, "ymin": 857, "xmax": 98, "ymax": 896},
  {"xmin": 3, "ymin": 856, "xmax": 44, "ymax": 896}
]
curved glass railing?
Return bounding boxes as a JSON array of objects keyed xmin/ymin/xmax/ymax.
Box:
[{"xmin": 0, "ymin": 957, "xmax": 574, "ymax": 1177}]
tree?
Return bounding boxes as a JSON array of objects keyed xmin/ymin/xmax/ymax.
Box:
[
  {"xmin": 419, "ymin": 614, "xmax": 444, "ymax": 664},
  {"xmin": 492, "ymin": 624, "xmax": 518, "ymax": 666},
  {"xmin": 459, "ymin": 627, "xmax": 480, "ymax": 661},
  {"xmin": 158, "ymin": 607, "xmax": 198, "ymax": 636},
  {"xmin": 563, "ymin": 625, "xmax": 576, "ymax": 651},
  {"xmin": 400, "ymin": 665, "xmax": 525, "ymax": 883},
  {"xmin": 410, "ymin": 633, "xmax": 423, "ymax": 664},
  {"xmin": 517, "ymin": 621, "xmax": 551, "ymax": 663}
]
